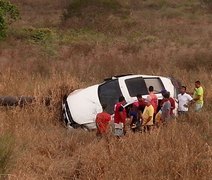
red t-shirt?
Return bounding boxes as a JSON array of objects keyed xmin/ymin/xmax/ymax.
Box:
[
  {"xmin": 148, "ymin": 93, "xmax": 158, "ymax": 113},
  {"xmin": 96, "ymin": 112, "xmax": 111, "ymax": 134},
  {"xmin": 114, "ymin": 102, "xmax": 126, "ymax": 124}
]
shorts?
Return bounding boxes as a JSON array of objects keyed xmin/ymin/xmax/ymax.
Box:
[
  {"xmin": 114, "ymin": 128, "xmax": 124, "ymax": 137},
  {"xmin": 195, "ymin": 103, "xmax": 203, "ymax": 112}
]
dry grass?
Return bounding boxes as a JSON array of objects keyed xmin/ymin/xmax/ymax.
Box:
[{"xmin": 0, "ymin": 0, "xmax": 212, "ymax": 179}]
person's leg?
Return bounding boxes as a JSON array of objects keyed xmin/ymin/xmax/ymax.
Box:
[
  {"xmin": 145, "ymin": 125, "xmax": 153, "ymax": 134},
  {"xmin": 178, "ymin": 111, "xmax": 183, "ymax": 116},
  {"xmin": 195, "ymin": 103, "xmax": 203, "ymax": 112},
  {"xmin": 114, "ymin": 128, "xmax": 124, "ymax": 137},
  {"xmin": 135, "ymin": 120, "xmax": 141, "ymax": 132},
  {"xmin": 153, "ymin": 113, "xmax": 156, "ymax": 125}
]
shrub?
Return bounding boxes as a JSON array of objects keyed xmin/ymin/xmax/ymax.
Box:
[
  {"xmin": 64, "ymin": 0, "xmax": 122, "ymax": 18},
  {"xmin": 200, "ymin": 0, "xmax": 212, "ymax": 10},
  {"xmin": 23, "ymin": 27, "xmax": 55, "ymax": 43},
  {"xmin": 0, "ymin": 0, "xmax": 19, "ymax": 40}
]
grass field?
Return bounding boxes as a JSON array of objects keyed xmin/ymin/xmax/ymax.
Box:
[{"xmin": 0, "ymin": 0, "xmax": 212, "ymax": 179}]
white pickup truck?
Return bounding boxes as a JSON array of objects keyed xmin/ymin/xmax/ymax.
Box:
[{"xmin": 62, "ymin": 74, "xmax": 180, "ymax": 130}]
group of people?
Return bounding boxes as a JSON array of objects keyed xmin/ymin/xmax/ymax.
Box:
[{"xmin": 95, "ymin": 80, "xmax": 204, "ymax": 138}]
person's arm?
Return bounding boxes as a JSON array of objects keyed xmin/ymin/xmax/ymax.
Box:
[
  {"xmin": 95, "ymin": 115, "xmax": 101, "ymax": 134},
  {"xmin": 169, "ymin": 98, "xmax": 175, "ymax": 111},
  {"xmin": 172, "ymin": 99, "xmax": 175, "ymax": 109},
  {"xmin": 119, "ymin": 106, "xmax": 126, "ymax": 129},
  {"xmin": 184, "ymin": 95, "xmax": 195, "ymax": 107},
  {"xmin": 129, "ymin": 115, "xmax": 133, "ymax": 125},
  {"xmin": 193, "ymin": 95, "xmax": 201, "ymax": 101}
]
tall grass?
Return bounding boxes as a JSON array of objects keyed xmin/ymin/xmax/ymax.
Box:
[
  {"xmin": 0, "ymin": 0, "xmax": 212, "ymax": 179},
  {"xmin": 0, "ymin": 133, "xmax": 14, "ymax": 178}
]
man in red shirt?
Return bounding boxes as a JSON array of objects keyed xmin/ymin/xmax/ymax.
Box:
[
  {"xmin": 96, "ymin": 104, "xmax": 111, "ymax": 138},
  {"xmin": 114, "ymin": 96, "xmax": 126, "ymax": 137},
  {"xmin": 137, "ymin": 94, "xmax": 146, "ymax": 112}
]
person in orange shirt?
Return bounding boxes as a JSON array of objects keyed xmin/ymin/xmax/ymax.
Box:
[{"xmin": 95, "ymin": 104, "xmax": 111, "ymax": 138}]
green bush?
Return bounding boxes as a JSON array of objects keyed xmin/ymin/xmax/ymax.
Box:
[
  {"xmin": 23, "ymin": 27, "xmax": 55, "ymax": 43},
  {"xmin": 0, "ymin": 0, "xmax": 19, "ymax": 40}
]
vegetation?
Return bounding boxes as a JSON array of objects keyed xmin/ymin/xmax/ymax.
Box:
[
  {"xmin": 201, "ymin": 0, "xmax": 212, "ymax": 10},
  {"xmin": 0, "ymin": 133, "xmax": 14, "ymax": 176},
  {"xmin": 0, "ymin": 0, "xmax": 19, "ymax": 40},
  {"xmin": 0, "ymin": 0, "xmax": 211, "ymax": 179}
]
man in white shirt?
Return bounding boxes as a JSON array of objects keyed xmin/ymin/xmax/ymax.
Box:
[{"xmin": 177, "ymin": 86, "xmax": 194, "ymax": 116}]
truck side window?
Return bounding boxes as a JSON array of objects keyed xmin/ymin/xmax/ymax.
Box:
[
  {"xmin": 144, "ymin": 78, "xmax": 164, "ymax": 93},
  {"xmin": 125, "ymin": 77, "xmax": 148, "ymax": 97}
]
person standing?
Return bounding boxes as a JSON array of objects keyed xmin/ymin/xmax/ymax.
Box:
[
  {"xmin": 136, "ymin": 94, "xmax": 146, "ymax": 113},
  {"xmin": 114, "ymin": 96, "xmax": 127, "ymax": 137},
  {"xmin": 95, "ymin": 104, "xmax": 111, "ymax": 138},
  {"xmin": 147, "ymin": 86, "xmax": 158, "ymax": 115},
  {"xmin": 161, "ymin": 91, "xmax": 171, "ymax": 124},
  {"xmin": 193, "ymin": 81, "xmax": 204, "ymax": 112},
  {"xmin": 160, "ymin": 90, "xmax": 175, "ymax": 118},
  {"xmin": 142, "ymin": 96, "xmax": 154, "ymax": 132},
  {"xmin": 178, "ymin": 86, "xmax": 193, "ymax": 116}
]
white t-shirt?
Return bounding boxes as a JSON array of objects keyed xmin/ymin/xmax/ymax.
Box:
[{"xmin": 178, "ymin": 93, "xmax": 193, "ymax": 112}]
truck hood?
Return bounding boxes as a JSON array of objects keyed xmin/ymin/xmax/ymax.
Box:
[{"xmin": 66, "ymin": 85, "xmax": 102, "ymax": 125}]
